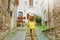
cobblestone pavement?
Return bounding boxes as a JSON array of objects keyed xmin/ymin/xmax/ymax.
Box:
[
  {"xmin": 3, "ymin": 27, "xmax": 49, "ymax": 40},
  {"xmin": 25, "ymin": 28, "xmax": 38, "ymax": 40},
  {"xmin": 3, "ymin": 27, "xmax": 27, "ymax": 40},
  {"xmin": 35, "ymin": 27, "xmax": 49, "ymax": 40}
]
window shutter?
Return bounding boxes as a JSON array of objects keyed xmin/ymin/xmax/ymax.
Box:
[
  {"xmin": 16, "ymin": 0, "xmax": 19, "ymax": 6},
  {"xmin": 29, "ymin": 0, "xmax": 33, "ymax": 6}
]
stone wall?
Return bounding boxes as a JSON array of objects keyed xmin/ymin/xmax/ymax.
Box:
[
  {"xmin": 54, "ymin": 0, "xmax": 60, "ymax": 40},
  {"xmin": 0, "ymin": 0, "xmax": 11, "ymax": 40},
  {"xmin": 42, "ymin": 0, "xmax": 60, "ymax": 40},
  {"xmin": 10, "ymin": 0, "xmax": 17, "ymax": 28}
]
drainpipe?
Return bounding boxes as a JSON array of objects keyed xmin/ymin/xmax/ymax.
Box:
[{"xmin": 47, "ymin": 0, "xmax": 50, "ymax": 28}]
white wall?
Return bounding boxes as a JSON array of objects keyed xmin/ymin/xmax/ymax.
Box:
[
  {"xmin": 17, "ymin": 0, "xmax": 43, "ymax": 23},
  {"xmin": 39, "ymin": 0, "xmax": 54, "ymax": 26},
  {"xmin": 49, "ymin": 0, "xmax": 54, "ymax": 27},
  {"xmin": 10, "ymin": 0, "xmax": 17, "ymax": 28},
  {"xmin": 17, "ymin": 0, "xmax": 54, "ymax": 26},
  {"xmin": 17, "ymin": 0, "xmax": 44, "ymax": 17}
]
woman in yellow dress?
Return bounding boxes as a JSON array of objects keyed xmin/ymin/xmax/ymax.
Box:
[{"xmin": 28, "ymin": 15, "xmax": 35, "ymax": 39}]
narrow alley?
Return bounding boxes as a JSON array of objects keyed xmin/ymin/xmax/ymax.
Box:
[{"xmin": 0, "ymin": 0, "xmax": 60, "ymax": 40}]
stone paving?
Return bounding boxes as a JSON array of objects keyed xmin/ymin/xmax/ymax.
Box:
[
  {"xmin": 3, "ymin": 27, "xmax": 27, "ymax": 40},
  {"xmin": 3, "ymin": 27, "xmax": 49, "ymax": 40},
  {"xmin": 12, "ymin": 27, "xmax": 26, "ymax": 40},
  {"xmin": 25, "ymin": 28, "xmax": 38, "ymax": 40},
  {"xmin": 35, "ymin": 27, "xmax": 49, "ymax": 40}
]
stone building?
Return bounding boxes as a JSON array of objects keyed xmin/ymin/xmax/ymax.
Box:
[
  {"xmin": 0, "ymin": 0, "xmax": 11, "ymax": 40},
  {"xmin": 42, "ymin": 0, "xmax": 60, "ymax": 40},
  {"xmin": 40, "ymin": 0, "xmax": 54, "ymax": 27},
  {"xmin": 10, "ymin": 0, "xmax": 17, "ymax": 28},
  {"xmin": 40, "ymin": 0, "xmax": 48, "ymax": 26},
  {"xmin": 53, "ymin": 0, "xmax": 60, "ymax": 40},
  {"xmin": 0, "ymin": 0, "xmax": 17, "ymax": 40}
]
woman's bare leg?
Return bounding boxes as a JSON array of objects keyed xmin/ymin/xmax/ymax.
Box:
[
  {"xmin": 30, "ymin": 29, "xmax": 33, "ymax": 40},
  {"xmin": 32, "ymin": 29, "xmax": 35, "ymax": 36}
]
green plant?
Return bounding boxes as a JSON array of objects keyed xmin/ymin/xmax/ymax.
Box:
[{"xmin": 35, "ymin": 16, "xmax": 41, "ymax": 23}]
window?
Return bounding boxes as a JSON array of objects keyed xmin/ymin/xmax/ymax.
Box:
[
  {"xmin": 10, "ymin": 11, "xmax": 12, "ymax": 17},
  {"xmin": 29, "ymin": 0, "xmax": 33, "ymax": 6},
  {"xmin": 16, "ymin": 0, "xmax": 19, "ymax": 6}
]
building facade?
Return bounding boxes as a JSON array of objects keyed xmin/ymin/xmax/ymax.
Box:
[
  {"xmin": 10, "ymin": 0, "xmax": 17, "ymax": 28},
  {"xmin": 40, "ymin": 0, "xmax": 48, "ymax": 26},
  {"xmin": 42, "ymin": 0, "xmax": 60, "ymax": 40},
  {"xmin": 0, "ymin": 0, "xmax": 17, "ymax": 39},
  {"xmin": 40, "ymin": 0, "xmax": 54, "ymax": 27},
  {"xmin": 0, "ymin": 0, "xmax": 11, "ymax": 39},
  {"xmin": 53, "ymin": 0, "xmax": 60, "ymax": 40},
  {"xmin": 17, "ymin": 0, "xmax": 42, "ymax": 24}
]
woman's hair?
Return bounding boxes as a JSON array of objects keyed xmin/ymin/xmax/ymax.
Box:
[{"xmin": 29, "ymin": 16, "xmax": 34, "ymax": 21}]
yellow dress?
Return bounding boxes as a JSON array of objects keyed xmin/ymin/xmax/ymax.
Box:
[{"xmin": 29, "ymin": 21, "xmax": 35, "ymax": 29}]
